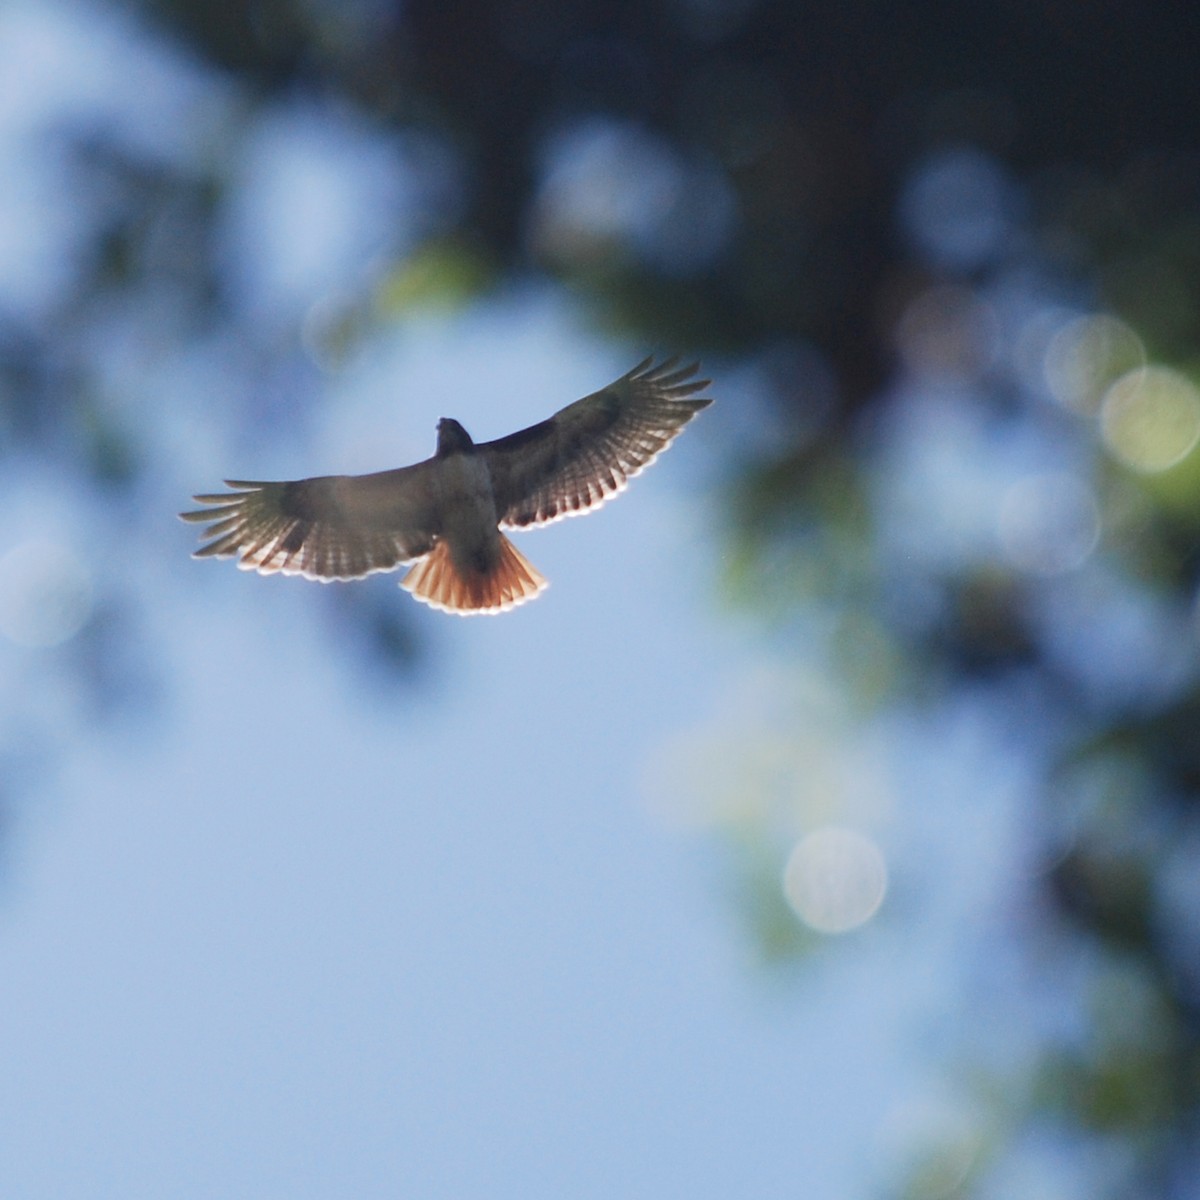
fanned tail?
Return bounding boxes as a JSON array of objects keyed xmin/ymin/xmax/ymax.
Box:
[{"xmin": 401, "ymin": 534, "xmax": 547, "ymax": 616}]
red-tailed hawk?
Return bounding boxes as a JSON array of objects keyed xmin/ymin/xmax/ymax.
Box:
[{"xmin": 181, "ymin": 356, "xmax": 713, "ymax": 615}]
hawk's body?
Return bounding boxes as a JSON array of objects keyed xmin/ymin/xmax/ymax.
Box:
[{"xmin": 182, "ymin": 357, "xmax": 712, "ymax": 614}]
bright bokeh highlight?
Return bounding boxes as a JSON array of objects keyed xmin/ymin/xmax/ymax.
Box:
[
  {"xmin": 875, "ymin": 1093, "xmax": 986, "ymax": 1200},
  {"xmin": 1100, "ymin": 366, "xmax": 1200, "ymax": 472},
  {"xmin": 783, "ymin": 827, "xmax": 888, "ymax": 934},
  {"xmin": 0, "ymin": 540, "xmax": 93, "ymax": 647},
  {"xmin": 898, "ymin": 148, "xmax": 1018, "ymax": 271},
  {"xmin": 1043, "ymin": 314, "xmax": 1144, "ymax": 414},
  {"xmin": 998, "ymin": 472, "xmax": 1100, "ymax": 576}
]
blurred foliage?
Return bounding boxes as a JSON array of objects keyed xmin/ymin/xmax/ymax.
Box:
[{"xmin": 4, "ymin": 0, "xmax": 1200, "ymax": 1193}]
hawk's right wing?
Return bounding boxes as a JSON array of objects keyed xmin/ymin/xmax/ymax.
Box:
[
  {"xmin": 480, "ymin": 357, "xmax": 712, "ymax": 530},
  {"xmin": 180, "ymin": 462, "xmax": 441, "ymax": 581}
]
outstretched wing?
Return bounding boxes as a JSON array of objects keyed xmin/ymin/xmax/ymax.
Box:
[
  {"xmin": 180, "ymin": 463, "xmax": 441, "ymax": 581},
  {"xmin": 481, "ymin": 356, "xmax": 712, "ymax": 529}
]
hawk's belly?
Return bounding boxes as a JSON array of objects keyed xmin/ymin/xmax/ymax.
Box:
[{"xmin": 437, "ymin": 452, "xmax": 502, "ymax": 576}]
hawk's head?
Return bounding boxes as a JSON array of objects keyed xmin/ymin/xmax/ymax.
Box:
[{"xmin": 436, "ymin": 417, "xmax": 474, "ymax": 456}]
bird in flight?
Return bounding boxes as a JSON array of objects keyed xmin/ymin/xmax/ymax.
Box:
[{"xmin": 181, "ymin": 356, "xmax": 713, "ymax": 615}]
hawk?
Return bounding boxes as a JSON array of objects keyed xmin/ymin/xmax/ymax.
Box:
[{"xmin": 181, "ymin": 356, "xmax": 713, "ymax": 615}]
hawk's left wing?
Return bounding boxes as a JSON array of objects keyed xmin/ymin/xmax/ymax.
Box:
[
  {"xmin": 180, "ymin": 464, "xmax": 441, "ymax": 581},
  {"xmin": 481, "ymin": 357, "xmax": 712, "ymax": 529}
]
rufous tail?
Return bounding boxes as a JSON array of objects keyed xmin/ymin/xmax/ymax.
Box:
[{"xmin": 400, "ymin": 534, "xmax": 547, "ymax": 615}]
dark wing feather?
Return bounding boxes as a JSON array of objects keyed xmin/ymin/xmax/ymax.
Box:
[
  {"xmin": 179, "ymin": 462, "xmax": 441, "ymax": 581},
  {"xmin": 481, "ymin": 356, "xmax": 712, "ymax": 529}
]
